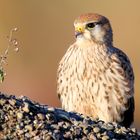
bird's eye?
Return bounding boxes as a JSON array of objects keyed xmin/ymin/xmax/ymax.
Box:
[{"xmin": 86, "ymin": 23, "xmax": 95, "ymax": 29}]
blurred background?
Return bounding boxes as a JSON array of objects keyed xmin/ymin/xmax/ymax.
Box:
[{"xmin": 0, "ymin": 0, "xmax": 139, "ymax": 129}]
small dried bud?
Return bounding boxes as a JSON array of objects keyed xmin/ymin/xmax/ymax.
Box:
[
  {"xmin": 12, "ymin": 39, "xmax": 18, "ymax": 45},
  {"xmin": 14, "ymin": 41, "xmax": 18, "ymax": 46},
  {"xmin": 4, "ymin": 72, "xmax": 6, "ymax": 76},
  {"xmin": 14, "ymin": 47, "xmax": 19, "ymax": 52},
  {"xmin": 13, "ymin": 27, "xmax": 18, "ymax": 32}
]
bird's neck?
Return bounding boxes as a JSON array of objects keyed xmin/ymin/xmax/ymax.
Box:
[
  {"xmin": 75, "ymin": 38, "xmax": 94, "ymax": 48},
  {"xmin": 75, "ymin": 38, "xmax": 113, "ymax": 52}
]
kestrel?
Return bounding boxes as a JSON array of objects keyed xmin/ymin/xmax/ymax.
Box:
[{"xmin": 57, "ymin": 13, "xmax": 134, "ymax": 127}]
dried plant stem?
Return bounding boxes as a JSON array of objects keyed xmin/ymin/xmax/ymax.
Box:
[{"xmin": 0, "ymin": 28, "xmax": 19, "ymax": 82}]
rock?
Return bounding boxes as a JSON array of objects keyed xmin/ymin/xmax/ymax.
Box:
[{"xmin": 0, "ymin": 93, "xmax": 139, "ymax": 139}]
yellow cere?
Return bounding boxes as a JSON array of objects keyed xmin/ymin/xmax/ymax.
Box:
[{"xmin": 75, "ymin": 26, "xmax": 84, "ymax": 32}]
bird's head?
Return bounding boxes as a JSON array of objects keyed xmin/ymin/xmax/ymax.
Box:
[{"xmin": 74, "ymin": 13, "xmax": 113, "ymax": 44}]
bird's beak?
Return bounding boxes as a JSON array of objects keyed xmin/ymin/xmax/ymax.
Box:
[{"xmin": 75, "ymin": 25, "xmax": 84, "ymax": 37}]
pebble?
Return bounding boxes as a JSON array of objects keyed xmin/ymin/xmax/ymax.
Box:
[
  {"xmin": 25, "ymin": 132, "xmax": 32, "ymax": 138},
  {"xmin": 93, "ymin": 127, "xmax": 100, "ymax": 133},
  {"xmin": 102, "ymin": 135, "xmax": 109, "ymax": 140},
  {"xmin": 17, "ymin": 112, "xmax": 23, "ymax": 119},
  {"xmin": 45, "ymin": 135, "xmax": 52, "ymax": 140},
  {"xmin": 25, "ymin": 124, "xmax": 33, "ymax": 131},
  {"xmin": 34, "ymin": 136, "xmax": 41, "ymax": 140},
  {"xmin": 0, "ymin": 99, "xmax": 6, "ymax": 105},
  {"xmin": 47, "ymin": 107, "xmax": 55, "ymax": 112},
  {"xmin": 63, "ymin": 131, "xmax": 71, "ymax": 138},
  {"xmin": 17, "ymin": 130, "xmax": 24, "ymax": 135},
  {"xmin": 22, "ymin": 102, "xmax": 30, "ymax": 112},
  {"xmin": 131, "ymin": 128, "xmax": 137, "ymax": 133},
  {"xmin": 37, "ymin": 113, "xmax": 45, "ymax": 120},
  {"xmin": 8, "ymin": 99, "xmax": 16, "ymax": 106},
  {"xmin": 89, "ymin": 133, "xmax": 97, "ymax": 140}
]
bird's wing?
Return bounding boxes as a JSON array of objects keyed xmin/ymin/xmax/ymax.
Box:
[
  {"xmin": 110, "ymin": 47, "xmax": 134, "ymax": 127},
  {"xmin": 111, "ymin": 47, "xmax": 134, "ymax": 96}
]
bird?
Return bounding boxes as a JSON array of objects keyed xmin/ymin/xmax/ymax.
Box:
[{"xmin": 57, "ymin": 13, "xmax": 134, "ymax": 127}]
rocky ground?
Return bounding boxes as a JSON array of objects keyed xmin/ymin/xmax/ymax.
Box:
[{"xmin": 0, "ymin": 93, "xmax": 139, "ymax": 140}]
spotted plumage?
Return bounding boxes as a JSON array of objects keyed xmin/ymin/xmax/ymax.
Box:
[{"xmin": 57, "ymin": 13, "xmax": 134, "ymax": 127}]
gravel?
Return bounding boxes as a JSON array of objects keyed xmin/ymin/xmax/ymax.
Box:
[{"xmin": 0, "ymin": 93, "xmax": 139, "ymax": 140}]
